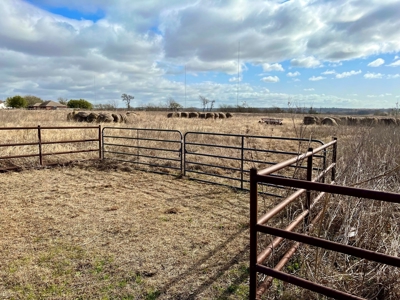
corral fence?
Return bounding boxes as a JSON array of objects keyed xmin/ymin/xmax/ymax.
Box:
[
  {"xmin": 249, "ymin": 138, "xmax": 400, "ymax": 299},
  {"xmin": 0, "ymin": 126, "xmax": 101, "ymax": 171},
  {"xmin": 101, "ymin": 128, "xmax": 327, "ymax": 193},
  {"xmin": 0, "ymin": 126, "xmax": 328, "ymax": 194},
  {"xmin": 102, "ymin": 127, "xmax": 183, "ymax": 175},
  {"xmin": 183, "ymin": 132, "xmax": 325, "ymax": 196}
]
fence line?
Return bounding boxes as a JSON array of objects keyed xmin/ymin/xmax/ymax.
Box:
[
  {"xmin": 0, "ymin": 126, "xmax": 101, "ymax": 171},
  {"xmin": 249, "ymin": 138, "xmax": 400, "ymax": 299}
]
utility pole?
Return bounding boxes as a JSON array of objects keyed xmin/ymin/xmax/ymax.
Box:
[
  {"xmin": 185, "ymin": 64, "xmax": 187, "ymax": 109},
  {"xmin": 237, "ymin": 42, "xmax": 240, "ymax": 107}
]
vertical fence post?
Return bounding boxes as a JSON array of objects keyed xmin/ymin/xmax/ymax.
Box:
[
  {"xmin": 305, "ymin": 147, "xmax": 313, "ymax": 226},
  {"xmin": 101, "ymin": 127, "xmax": 105, "ymax": 160},
  {"xmin": 322, "ymin": 148, "xmax": 326, "ymax": 183},
  {"xmin": 183, "ymin": 133, "xmax": 187, "ymax": 177},
  {"xmin": 136, "ymin": 129, "xmax": 139, "ymax": 167},
  {"xmin": 180, "ymin": 133, "xmax": 184, "ymax": 176},
  {"xmin": 38, "ymin": 125, "xmax": 43, "ymax": 166},
  {"xmin": 241, "ymin": 136, "xmax": 244, "ymax": 189},
  {"xmin": 332, "ymin": 137, "xmax": 337, "ymax": 182},
  {"xmin": 98, "ymin": 125, "xmax": 102, "ymax": 160},
  {"xmin": 249, "ymin": 168, "xmax": 258, "ymax": 300}
]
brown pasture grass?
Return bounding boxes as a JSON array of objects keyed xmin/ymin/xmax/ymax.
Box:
[
  {"xmin": 1, "ymin": 161, "xmax": 254, "ymax": 299},
  {"xmin": 1, "ymin": 109, "xmax": 399, "ymax": 299}
]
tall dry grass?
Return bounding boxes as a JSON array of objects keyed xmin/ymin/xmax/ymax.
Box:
[{"xmin": 262, "ymin": 121, "xmax": 400, "ymax": 299}]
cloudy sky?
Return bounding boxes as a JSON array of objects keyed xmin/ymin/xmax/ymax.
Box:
[{"xmin": 1, "ymin": 0, "xmax": 400, "ymax": 108}]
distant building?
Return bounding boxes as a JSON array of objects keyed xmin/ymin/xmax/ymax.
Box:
[
  {"xmin": 0, "ymin": 100, "xmax": 5, "ymax": 109},
  {"xmin": 29, "ymin": 101, "xmax": 67, "ymax": 110}
]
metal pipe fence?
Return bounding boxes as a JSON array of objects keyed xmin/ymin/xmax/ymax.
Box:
[
  {"xmin": 249, "ymin": 138, "xmax": 400, "ymax": 299},
  {"xmin": 0, "ymin": 126, "xmax": 101, "ymax": 171},
  {"xmin": 184, "ymin": 131, "xmax": 325, "ymax": 194},
  {"xmin": 102, "ymin": 127, "xmax": 183, "ymax": 175}
]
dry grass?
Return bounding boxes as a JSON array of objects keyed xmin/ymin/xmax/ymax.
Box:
[{"xmin": 1, "ymin": 162, "xmax": 253, "ymax": 299}]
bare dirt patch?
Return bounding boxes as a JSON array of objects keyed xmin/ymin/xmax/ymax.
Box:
[{"xmin": 0, "ymin": 163, "xmax": 251, "ymax": 299}]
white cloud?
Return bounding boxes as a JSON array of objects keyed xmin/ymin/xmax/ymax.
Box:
[
  {"xmin": 387, "ymin": 60, "xmax": 400, "ymax": 67},
  {"xmin": 322, "ymin": 69, "xmax": 336, "ymax": 75},
  {"xmin": 335, "ymin": 70, "xmax": 362, "ymax": 79},
  {"xmin": 364, "ymin": 72, "xmax": 383, "ymax": 79},
  {"xmin": 0, "ymin": 0, "xmax": 400, "ymax": 108},
  {"xmin": 309, "ymin": 76, "xmax": 325, "ymax": 81},
  {"xmin": 290, "ymin": 56, "xmax": 321, "ymax": 68},
  {"xmin": 395, "ymin": 56, "xmax": 399, "ymax": 60},
  {"xmin": 287, "ymin": 71, "xmax": 301, "ymax": 77},
  {"xmin": 261, "ymin": 76, "xmax": 280, "ymax": 83},
  {"xmin": 293, "ymin": 78, "xmax": 301, "ymax": 82},
  {"xmin": 304, "ymin": 88, "xmax": 314, "ymax": 91},
  {"xmin": 229, "ymin": 76, "xmax": 242, "ymax": 82},
  {"xmin": 388, "ymin": 74, "xmax": 400, "ymax": 79},
  {"xmin": 262, "ymin": 63, "xmax": 284, "ymax": 72},
  {"xmin": 367, "ymin": 58, "xmax": 384, "ymax": 67}
]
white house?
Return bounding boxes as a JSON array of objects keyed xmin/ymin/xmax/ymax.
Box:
[{"xmin": 0, "ymin": 102, "xmax": 6, "ymax": 109}]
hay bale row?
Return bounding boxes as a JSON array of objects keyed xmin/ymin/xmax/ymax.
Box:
[
  {"xmin": 67, "ymin": 111, "xmax": 128, "ymax": 123},
  {"xmin": 167, "ymin": 112, "xmax": 233, "ymax": 119},
  {"xmin": 304, "ymin": 116, "xmax": 400, "ymax": 126}
]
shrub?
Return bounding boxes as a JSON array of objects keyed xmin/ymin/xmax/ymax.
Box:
[
  {"xmin": 6, "ymin": 95, "xmax": 27, "ymax": 108},
  {"xmin": 67, "ymin": 99, "xmax": 93, "ymax": 109}
]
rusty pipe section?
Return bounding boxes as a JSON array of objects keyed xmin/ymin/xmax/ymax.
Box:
[
  {"xmin": 255, "ymin": 265, "xmax": 365, "ymax": 300},
  {"xmin": 257, "ymin": 163, "xmax": 335, "ymax": 225},
  {"xmin": 258, "ymin": 140, "xmax": 337, "ymax": 176},
  {"xmin": 257, "ymin": 189, "xmax": 329, "ymax": 264},
  {"xmin": 256, "ymin": 209, "xmax": 325, "ymax": 297}
]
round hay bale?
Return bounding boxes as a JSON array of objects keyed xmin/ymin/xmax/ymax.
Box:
[
  {"xmin": 188, "ymin": 112, "xmax": 199, "ymax": 118},
  {"xmin": 218, "ymin": 112, "xmax": 226, "ymax": 119},
  {"xmin": 332, "ymin": 117, "xmax": 341, "ymax": 124},
  {"xmin": 119, "ymin": 113, "xmax": 128, "ymax": 123},
  {"xmin": 98, "ymin": 113, "xmax": 114, "ymax": 123},
  {"xmin": 226, "ymin": 112, "xmax": 233, "ymax": 118},
  {"xmin": 303, "ymin": 116, "xmax": 317, "ymax": 125},
  {"xmin": 339, "ymin": 116, "xmax": 348, "ymax": 125},
  {"xmin": 180, "ymin": 112, "xmax": 188, "ymax": 118},
  {"xmin": 347, "ymin": 117, "xmax": 359, "ymax": 126},
  {"xmin": 112, "ymin": 113, "xmax": 122, "ymax": 123},
  {"xmin": 72, "ymin": 111, "xmax": 89, "ymax": 122},
  {"xmin": 380, "ymin": 118, "xmax": 396, "ymax": 126},
  {"xmin": 321, "ymin": 117, "xmax": 338, "ymax": 126},
  {"xmin": 199, "ymin": 113, "xmax": 206, "ymax": 119},
  {"xmin": 214, "ymin": 113, "xmax": 219, "ymax": 119},
  {"xmin": 359, "ymin": 117, "xmax": 378, "ymax": 126},
  {"xmin": 167, "ymin": 112, "xmax": 173, "ymax": 118},
  {"xmin": 67, "ymin": 112, "xmax": 73, "ymax": 121},
  {"xmin": 174, "ymin": 112, "xmax": 181, "ymax": 118},
  {"xmin": 87, "ymin": 112, "xmax": 99, "ymax": 123},
  {"xmin": 205, "ymin": 112, "xmax": 214, "ymax": 119}
]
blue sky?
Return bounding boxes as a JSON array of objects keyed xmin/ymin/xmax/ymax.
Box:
[{"xmin": 0, "ymin": 0, "xmax": 399, "ymax": 108}]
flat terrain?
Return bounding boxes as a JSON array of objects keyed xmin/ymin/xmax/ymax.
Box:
[{"xmin": 0, "ymin": 162, "xmax": 252, "ymax": 299}]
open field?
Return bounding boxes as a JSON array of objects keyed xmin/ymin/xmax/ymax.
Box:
[{"xmin": 1, "ymin": 110, "xmax": 399, "ymax": 299}]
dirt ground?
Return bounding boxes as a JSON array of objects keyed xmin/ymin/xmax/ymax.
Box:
[{"xmin": 0, "ymin": 162, "xmax": 252, "ymax": 299}]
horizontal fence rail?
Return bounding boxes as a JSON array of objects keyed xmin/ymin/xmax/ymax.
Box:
[
  {"xmin": 184, "ymin": 132, "xmax": 325, "ymax": 195},
  {"xmin": 0, "ymin": 126, "xmax": 101, "ymax": 171},
  {"xmin": 249, "ymin": 138, "xmax": 400, "ymax": 299},
  {"xmin": 102, "ymin": 127, "xmax": 183, "ymax": 175}
]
